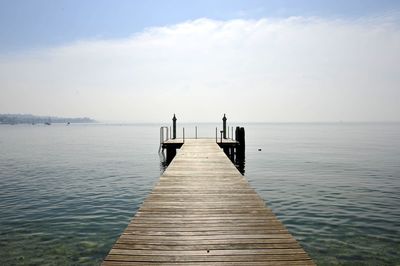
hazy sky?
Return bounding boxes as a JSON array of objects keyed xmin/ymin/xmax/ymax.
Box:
[{"xmin": 1, "ymin": 0, "xmax": 399, "ymax": 122}]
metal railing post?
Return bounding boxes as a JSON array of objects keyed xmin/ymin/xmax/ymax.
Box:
[
  {"xmin": 159, "ymin": 126, "xmax": 169, "ymax": 153},
  {"xmin": 183, "ymin": 127, "xmax": 185, "ymax": 143}
]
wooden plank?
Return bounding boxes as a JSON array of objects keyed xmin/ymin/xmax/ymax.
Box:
[
  {"xmin": 103, "ymin": 139, "xmax": 314, "ymax": 265},
  {"xmin": 105, "ymin": 254, "xmax": 312, "ymax": 262},
  {"xmin": 112, "ymin": 243, "xmax": 302, "ymax": 251},
  {"xmin": 116, "ymin": 238, "xmax": 300, "ymax": 246},
  {"xmin": 127, "ymin": 224, "xmax": 285, "ymax": 229},
  {"xmin": 103, "ymin": 261, "xmax": 315, "ymax": 266},
  {"xmin": 103, "ymin": 262, "xmax": 315, "ymax": 266},
  {"xmin": 109, "ymin": 248, "xmax": 308, "ymax": 256},
  {"xmin": 122, "ymin": 230, "xmax": 290, "ymax": 236},
  {"xmin": 118, "ymin": 234, "xmax": 295, "ymax": 241}
]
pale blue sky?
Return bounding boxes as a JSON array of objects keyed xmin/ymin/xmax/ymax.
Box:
[
  {"xmin": 1, "ymin": 0, "xmax": 400, "ymax": 53},
  {"xmin": 0, "ymin": 1, "xmax": 399, "ymax": 122}
]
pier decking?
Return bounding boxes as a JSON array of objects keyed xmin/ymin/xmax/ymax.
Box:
[{"xmin": 103, "ymin": 139, "xmax": 314, "ymax": 265}]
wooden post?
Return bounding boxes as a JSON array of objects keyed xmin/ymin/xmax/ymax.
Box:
[
  {"xmin": 235, "ymin": 126, "xmax": 245, "ymax": 164},
  {"xmin": 172, "ymin": 114, "xmax": 177, "ymax": 139},
  {"xmin": 222, "ymin": 114, "xmax": 227, "ymax": 139}
]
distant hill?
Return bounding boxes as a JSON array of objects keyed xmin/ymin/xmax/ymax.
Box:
[{"xmin": 0, "ymin": 114, "xmax": 96, "ymax": 124}]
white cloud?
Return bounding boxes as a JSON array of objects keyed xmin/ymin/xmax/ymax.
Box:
[{"xmin": 0, "ymin": 16, "xmax": 399, "ymax": 122}]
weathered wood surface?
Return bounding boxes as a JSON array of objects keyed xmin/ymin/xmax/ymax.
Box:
[{"xmin": 103, "ymin": 139, "xmax": 314, "ymax": 265}]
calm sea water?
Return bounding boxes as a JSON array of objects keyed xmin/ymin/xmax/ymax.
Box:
[{"xmin": 0, "ymin": 123, "xmax": 399, "ymax": 265}]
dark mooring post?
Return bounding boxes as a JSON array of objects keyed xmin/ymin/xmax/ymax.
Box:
[
  {"xmin": 222, "ymin": 114, "xmax": 227, "ymax": 139},
  {"xmin": 222, "ymin": 114, "xmax": 229, "ymax": 156},
  {"xmin": 172, "ymin": 114, "xmax": 177, "ymax": 139},
  {"xmin": 235, "ymin": 126, "xmax": 245, "ymax": 164}
]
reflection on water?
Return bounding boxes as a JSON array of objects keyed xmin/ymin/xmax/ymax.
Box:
[
  {"xmin": 158, "ymin": 149, "xmax": 168, "ymax": 172},
  {"xmin": 235, "ymin": 160, "xmax": 245, "ymax": 175},
  {"xmin": 159, "ymin": 160, "xmax": 168, "ymax": 172}
]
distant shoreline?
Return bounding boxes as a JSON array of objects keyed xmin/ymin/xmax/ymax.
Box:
[{"xmin": 0, "ymin": 114, "xmax": 95, "ymax": 124}]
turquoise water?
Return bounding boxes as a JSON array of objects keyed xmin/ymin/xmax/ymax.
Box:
[{"xmin": 0, "ymin": 123, "xmax": 399, "ymax": 265}]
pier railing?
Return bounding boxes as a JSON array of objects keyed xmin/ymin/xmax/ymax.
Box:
[
  {"xmin": 158, "ymin": 126, "xmax": 169, "ymax": 153},
  {"xmin": 160, "ymin": 125, "xmax": 238, "ymax": 146}
]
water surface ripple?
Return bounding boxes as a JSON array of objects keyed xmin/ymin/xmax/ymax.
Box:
[
  {"xmin": 0, "ymin": 123, "xmax": 399, "ymax": 265},
  {"xmin": 245, "ymin": 123, "xmax": 400, "ymax": 265},
  {"xmin": 0, "ymin": 124, "xmax": 160, "ymax": 265}
]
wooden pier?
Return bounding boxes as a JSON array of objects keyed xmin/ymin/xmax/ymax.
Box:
[{"xmin": 103, "ymin": 139, "xmax": 314, "ymax": 265}]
